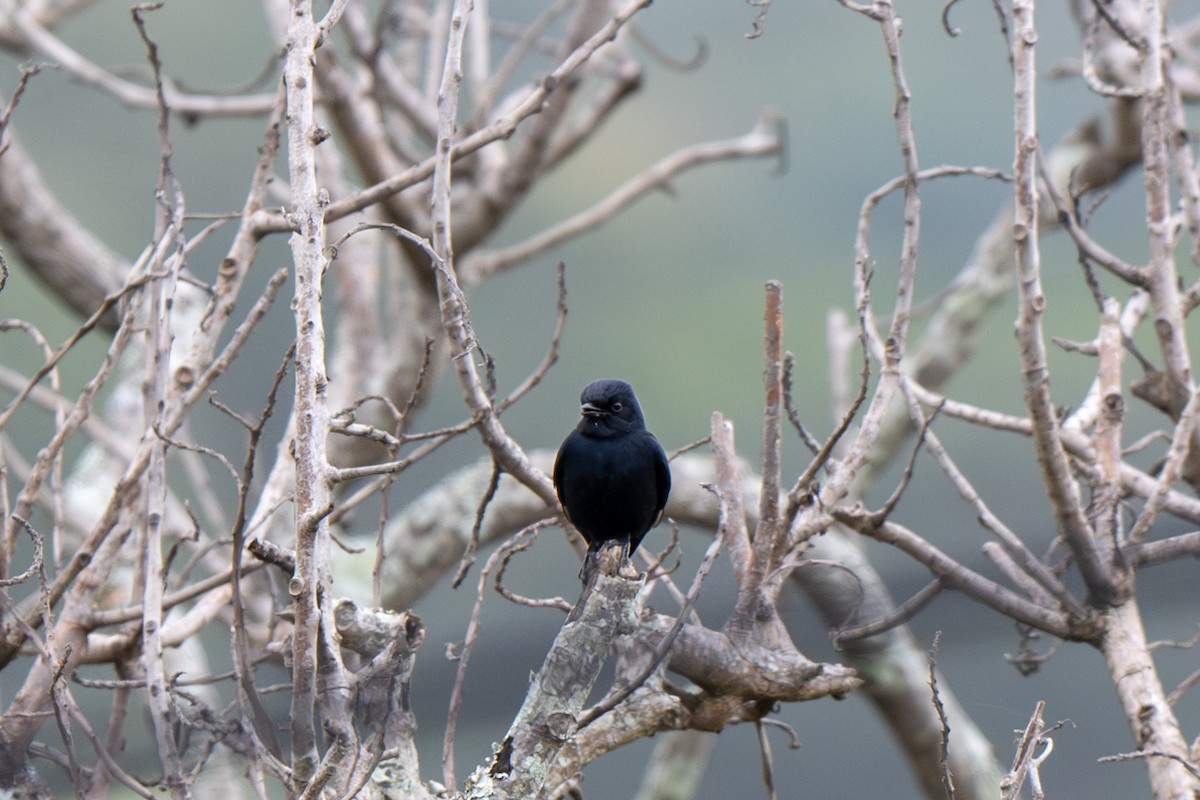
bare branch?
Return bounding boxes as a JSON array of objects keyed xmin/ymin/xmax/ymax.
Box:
[
  {"xmin": 1012, "ymin": 0, "xmax": 1122, "ymax": 606},
  {"xmin": 268, "ymin": 0, "xmax": 656, "ymax": 230},
  {"xmin": 709, "ymin": 413, "xmax": 753, "ymax": 588},
  {"xmin": 461, "ymin": 112, "xmax": 785, "ymax": 281},
  {"xmin": 281, "ymin": 0, "xmax": 341, "ymax": 787},
  {"xmin": 1, "ymin": 1, "xmax": 276, "ymax": 116},
  {"xmin": 1001, "ymin": 700, "xmax": 1047, "ymax": 800},
  {"xmin": 833, "ymin": 509, "xmax": 1085, "ymax": 640},
  {"xmin": 479, "ymin": 568, "xmax": 643, "ymax": 800}
]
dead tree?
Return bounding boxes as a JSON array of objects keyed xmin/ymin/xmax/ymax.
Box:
[{"xmin": 2, "ymin": 0, "xmax": 1200, "ymax": 799}]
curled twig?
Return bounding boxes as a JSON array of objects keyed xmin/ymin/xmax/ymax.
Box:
[{"xmin": 3, "ymin": 516, "xmax": 44, "ymax": 590}]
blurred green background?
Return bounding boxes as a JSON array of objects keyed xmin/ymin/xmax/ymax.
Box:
[{"xmin": 2, "ymin": 0, "xmax": 1197, "ymax": 797}]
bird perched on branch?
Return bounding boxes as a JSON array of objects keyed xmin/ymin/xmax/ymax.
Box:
[{"xmin": 553, "ymin": 379, "xmax": 671, "ymax": 583}]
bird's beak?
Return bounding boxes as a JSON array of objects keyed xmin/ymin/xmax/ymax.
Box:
[{"xmin": 581, "ymin": 402, "xmax": 604, "ymax": 417}]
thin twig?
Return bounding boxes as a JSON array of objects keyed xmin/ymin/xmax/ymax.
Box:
[
  {"xmin": 495, "ymin": 262, "xmax": 568, "ymax": 415},
  {"xmin": 835, "ymin": 578, "xmax": 941, "ymax": 644},
  {"xmin": 755, "ymin": 720, "xmax": 779, "ymax": 800},
  {"xmin": 452, "ymin": 458, "xmax": 502, "ymax": 588},
  {"xmin": 927, "ymin": 631, "xmax": 956, "ymax": 799}
]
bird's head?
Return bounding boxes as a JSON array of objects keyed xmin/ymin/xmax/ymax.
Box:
[{"xmin": 578, "ymin": 379, "xmax": 646, "ymax": 434}]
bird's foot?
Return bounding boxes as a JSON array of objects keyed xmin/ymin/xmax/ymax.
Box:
[
  {"xmin": 597, "ymin": 541, "xmax": 626, "ymax": 578},
  {"xmin": 579, "ymin": 542, "xmax": 639, "ymax": 586},
  {"xmin": 579, "ymin": 551, "xmax": 600, "ymax": 587}
]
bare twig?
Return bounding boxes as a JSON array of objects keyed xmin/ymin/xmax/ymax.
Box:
[
  {"xmin": 1001, "ymin": 700, "xmax": 1046, "ymax": 800},
  {"xmin": 131, "ymin": 6, "xmax": 191, "ymax": 791},
  {"xmin": 1012, "ymin": 0, "xmax": 1120, "ymax": 606},
  {"xmin": 452, "ymin": 458, "xmax": 502, "ymax": 588},
  {"xmin": 258, "ymin": 0, "xmax": 655, "ymax": 232},
  {"xmin": 461, "ymin": 113, "xmax": 784, "ymax": 281},
  {"xmin": 282, "ymin": 0, "xmax": 341, "ymax": 787},
  {"xmin": 426, "ymin": 0, "xmax": 560, "ymax": 519},
  {"xmin": 0, "ymin": 62, "xmax": 41, "ymax": 152},
  {"xmin": 728, "ymin": 281, "xmax": 785, "ymax": 640},
  {"xmin": 1098, "ymin": 749, "xmax": 1200, "ymax": 781},
  {"xmin": 2, "ymin": 0, "xmax": 275, "ymax": 116},
  {"xmin": 754, "ymin": 719, "xmax": 779, "ymax": 800},
  {"xmin": 709, "ymin": 414, "xmax": 753, "ymax": 588},
  {"xmin": 926, "ymin": 632, "xmax": 955, "ymax": 800},
  {"xmin": 495, "ymin": 262, "xmax": 569, "ymax": 415},
  {"xmin": 834, "ymin": 579, "xmax": 941, "ymax": 644},
  {"xmin": 834, "ymin": 510, "xmax": 1084, "ymax": 640}
]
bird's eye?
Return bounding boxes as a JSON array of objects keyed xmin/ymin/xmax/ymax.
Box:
[{"xmin": 611, "ymin": 402, "xmax": 623, "ymax": 412}]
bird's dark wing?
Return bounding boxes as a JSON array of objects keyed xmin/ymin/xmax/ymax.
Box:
[
  {"xmin": 652, "ymin": 435, "xmax": 671, "ymax": 525},
  {"xmin": 552, "ymin": 435, "xmax": 574, "ymax": 525}
]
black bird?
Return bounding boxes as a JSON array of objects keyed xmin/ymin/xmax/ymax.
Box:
[{"xmin": 553, "ymin": 379, "xmax": 671, "ymax": 581}]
